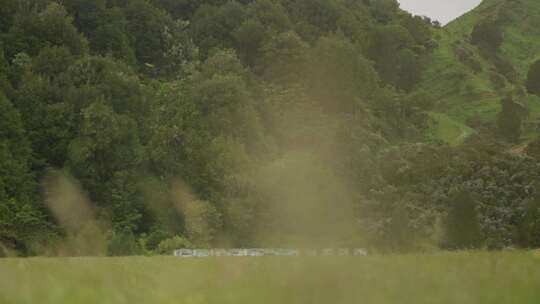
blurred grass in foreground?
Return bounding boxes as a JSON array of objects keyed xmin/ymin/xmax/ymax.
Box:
[{"xmin": 1, "ymin": 252, "xmax": 539, "ymax": 304}]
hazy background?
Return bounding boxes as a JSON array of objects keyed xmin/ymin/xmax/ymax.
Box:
[{"xmin": 398, "ymin": 0, "xmax": 482, "ymax": 25}]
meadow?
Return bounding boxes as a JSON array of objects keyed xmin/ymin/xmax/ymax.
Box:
[{"xmin": 1, "ymin": 251, "xmax": 539, "ymax": 304}]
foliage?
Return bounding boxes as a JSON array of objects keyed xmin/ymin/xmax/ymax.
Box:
[
  {"xmin": 526, "ymin": 59, "xmax": 540, "ymax": 96},
  {"xmin": 471, "ymin": 19, "xmax": 503, "ymax": 53},
  {"xmin": 497, "ymin": 95, "xmax": 523, "ymax": 142},
  {"xmin": 3, "ymin": 2, "xmax": 88, "ymax": 58},
  {"xmin": 157, "ymin": 235, "xmax": 193, "ymax": 255},
  {"xmin": 516, "ymin": 195, "xmax": 540, "ymax": 248},
  {"xmin": 108, "ymin": 229, "xmax": 142, "ymax": 256},
  {"xmin": 0, "ymin": 92, "xmax": 47, "ymax": 252},
  {"xmin": 1, "ymin": 0, "xmax": 540, "ymax": 256},
  {"xmin": 442, "ymin": 190, "xmax": 482, "ymax": 250},
  {"xmin": 181, "ymin": 200, "xmax": 222, "ymax": 248}
]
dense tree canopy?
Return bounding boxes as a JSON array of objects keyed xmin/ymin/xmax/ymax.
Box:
[
  {"xmin": 471, "ymin": 19, "xmax": 504, "ymax": 53},
  {"xmin": 0, "ymin": 0, "xmax": 539, "ymax": 256},
  {"xmin": 526, "ymin": 59, "xmax": 540, "ymax": 96}
]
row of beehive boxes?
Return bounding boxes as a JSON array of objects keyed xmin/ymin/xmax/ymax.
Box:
[{"xmin": 173, "ymin": 248, "xmax": 368, "ymax": 257}]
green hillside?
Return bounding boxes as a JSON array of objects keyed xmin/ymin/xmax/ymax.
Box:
[
  {"xmin": 3, "ymin": 0, "xmax": 540, "ymax": 257},
  {"xmin": 420, "ymin": 0, "xmax": 540, "ymax": 144}
]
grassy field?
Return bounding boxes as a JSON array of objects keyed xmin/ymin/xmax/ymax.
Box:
[
  {"xmin": 1, "ymin": 252, "xmax": 540, "ymax": 304},
  {"xmin": 418, "ymin": 0, "xmax": 540, "ymax": 145},
  {"xmin": 428, "ymin": 112, "xmax": 476, "ymax": 145}
]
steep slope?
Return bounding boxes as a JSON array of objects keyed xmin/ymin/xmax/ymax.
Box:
[{"xmin": 420, "ymin": 0, "xmax": 540, "ymax": 144}]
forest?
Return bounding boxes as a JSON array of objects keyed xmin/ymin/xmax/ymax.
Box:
[{"xmin": 1, "ymin": 0, "xmax": 540, "ymax": 256}]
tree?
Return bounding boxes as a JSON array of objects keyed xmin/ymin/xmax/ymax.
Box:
[
  {"xmin": 32, "ymin": 46, "xmax": 75, "ymax": 78},
  {"xmin": 526, "ymin": 137, "xmax": 540, "ymax": 159},
  {"xmin": 157, "ymin": 235, "xmax": 193, "ymax": 254},
  {"xmin": 368, "ymin": 25, "xmax": 414, "ymax": 87},
  {"xmin": 497, "ymin": 95, "xmax": 523, "ymax": 143},
  {"xmin": 6, "ymin": 2, "xmax": 88, "ymax": 57},
  {"xmin": 148, "ymin": 51, "xmax": 261, "ymax": 217},
  {"xmin": 396, "ymin": 49, "xmax": 421, "ymax": 92},
  {"xmin": 179, "ymin": 199, "xmax": 221, "ymax": 247},
  {"xmin": 526, "ymin": 59, "xmax": 540, "ymax": 96},
  {"xmin": 442, "ymin": 190, "xmax": 482, "ymax": 250},
  {"xmin": 123, "ymin": 0, "xmax": 169, "ymax": 66},
  {"xmin": 286, "ymin": 0, "xmax": 341, "ymax": 42},
  {"xmin": 67, "ymin": 100, "xmax": 143, "ymax": 202},
  {"xmin": 516, "ymin": 196, "xmax": 540, "ymax": 248},
  {"xmin": 1, "ymin": 0, "xmax": 532, "ymax": 256},
  {"xmin": 471, "ymin": 19, "xmax": 503, "ymax": 53},
  {"xmin": 123, "ymin": 0, "xmax": 198, "ymax": 78},
  {"xmin": 307, "ymin": 35, "xmax": 379, "ymax": 112},
  {"xmin": 246, "ymin": 0, "xmax": 291, "ymax": 33},
  {"xmin": 383, "ymin": 204, "xmax": 414, "ymax": 252},
  {"xmin": 13, "ymin": 74, "xmax": 76, "ymax": 169},
  {"xmin": 232, "ymin": 0, "xmax": 293, "ymax": 67},
  {"xmin": 0, "ymin": 46, "xmax": 10, "ymax": 93},
  {"xmin": 91, "ymin": 8, "xmax": 136, "ymax": 66},
  {"xmin": 190, "ymin": 49, "xmax": 263, "ymax": 146},
  {"xmin": 253, "ymin": 152, "xmax": 355, "ymax": 247},
  {"xmin": 148, "ymin": 81, "xmax": 204, "ymax": 178},
  {"xmin": 232, "ymin": 19, "xmax": 267, "ymax": 67},
  {"xmin": 149, "ymin": 0, "xmax": 225, "ymax": 20},
  {"xmin": 190, "ymin": 2, "xmax": 247, "ymax": 58},
  {"xmin": 0, "ymin": 0, "xmax": 18, "ymax": 33},
  {"xmin": 0, "ymin": 92, "xmax": 46, "ymax": 252},
  {"xmin": 369, "ymin": 0, "xmax": 399, "ymax": 24},
  {"xmin": 65, "ymin": 56, "xmax": 147, "ymax": 116},
  {"xmin": 108, "ymin": 229, "xmax": 142, "ymax": 256},
  {"xmin": 108, "ymin": 171, "xmax": 147, "ymax": 233},
  {"xmin": 0, "ymin": 92, "xmax": 33, "ymax": 200},
  {"xmin": 62, "ymin": 0, "xmax": 107, "ymax": 36},
  {"xmin": 401, "ymin": 15, "xmax": 433, "ymax": 49},
  {"xmin": 257, "ymin": 31, "xmax": 309, "ymax": 84},
  {"xmin": 64, "ymin": 96, "xmax": 149, "ymax": 236}
]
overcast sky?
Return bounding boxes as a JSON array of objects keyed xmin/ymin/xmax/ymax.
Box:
[{"xmin": 398, "ymin": 0, "xmax": 482, "ymax": 25}]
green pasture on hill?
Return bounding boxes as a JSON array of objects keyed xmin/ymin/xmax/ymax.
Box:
[
  {"xmin": 1, "ymin": 252, "xmax": 539, "ymax": 304},
  {"xmin": 427, "ymin": 112, "xmax": 475, "ymax": 146},
  {"xmin": 420, "ymin": 0, "xmax": 540, "ymax": 145}
]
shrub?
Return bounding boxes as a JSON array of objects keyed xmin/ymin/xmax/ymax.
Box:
[
  {"xmin": 497, "ymin": 95, "xmax": 523, "ymax": 143},
  {"xmin": 143, "ymin": 228, "xmax": 171, "ymax": 251},
  {"xmin": 442, "ymin": 190, "xmax": 482, "ymax": 250},
  {"xmin": 108, "ymin": 230, "xmax": 142, "ymax": 256},
  {"xmin": 526, "ymin": 137, "xmax": 540, "ymax": 158},
  {"xmin": 157, "ymin": 235, "xmax": 193, "ymax": 255},
  {"xmin": 493, "ymin": 56, "xmax": 517, "ymax": 83},
  {"xmin": 471, "ymin": 19, "xmax": 503, "ymax": 52},
  {"xmin": 489, "ymin": 71, "xmax": 506, "ymax": 90},
  {"xmin": 516, "ymin": 197, "xmax": 540, "ymax": 248},
  {"xmin": 454, "ymin": 45, "xmax": 482, "ymax": 73},
  {"xmin": 526, "ymin": 59, "xmax": 540, "ymax": 96}
]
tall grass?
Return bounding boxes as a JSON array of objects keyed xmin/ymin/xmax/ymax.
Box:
[{"xmin": 1, "ymin": 252, "xmax": 539, "ymax": 304}]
